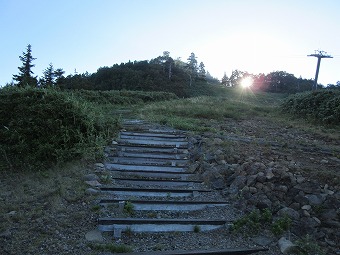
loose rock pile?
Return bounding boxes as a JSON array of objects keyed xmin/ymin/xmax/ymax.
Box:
[{"xmin": 190, "ymin": 134, "xmax": 340, "ymax": 254}]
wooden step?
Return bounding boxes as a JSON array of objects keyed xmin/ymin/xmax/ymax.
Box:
[
  {"xmin": 98, "ymin": 218, "xmax": 229, "ymax": 238},
  {"xmin": 100, "ymin": 186, "xmax": 210, "ymax": 198},
  {"xmin": 123, "ymin": 247, "xmax": 269, "ymax": 255},
  {"xmin": 100, "ymin": 199, "xmax": 229, "ymax": 211}
]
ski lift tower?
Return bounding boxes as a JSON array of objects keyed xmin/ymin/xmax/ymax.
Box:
[{"xmin": 308, "ymin": 50, "xmax": 333, "ymax": 90}]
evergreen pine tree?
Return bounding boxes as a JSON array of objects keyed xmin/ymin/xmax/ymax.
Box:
[
  {"xmin": 13, "ymin": 44, "xmax": 38, "ymax": 87},
  {"xmin": 198, "ymin": 62, "xmax": 206, "ymax": 78},
  {"xmin": 40, "ymin": 63, "xmax": 54, "ymax": 87},
  {"xmin": 187, "ymin": 52, "xmax": 198, "ymax": 73},
  {"xmin": 54, "ymin": 68, "xmax": 65, "ymax": 86},
  {"xmin": 221, "ymin": 72, "xmax": 229, "ymax": 86}
]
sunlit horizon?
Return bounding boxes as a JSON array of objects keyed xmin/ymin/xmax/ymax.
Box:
[{"xmin": 1, "ymin": 0, "xmax": 339, "ymax": 86}]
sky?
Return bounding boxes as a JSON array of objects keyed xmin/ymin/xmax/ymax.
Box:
[{"xmin": 1, "ymin": 0, "xmax": 340, "ymax": 86}]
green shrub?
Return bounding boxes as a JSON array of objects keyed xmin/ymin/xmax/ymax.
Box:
[
  {"xmin": 294, "ymin": 235, "xmax": 325, "ymax": 255},
  {"xmin": 124, "ymin": 201, "xmax": 134, "ymax": 215},
  {"xmin": 0, "ymin": 87, "xmax": 119, "ymax": 171},
  {"xmin": 231, "ymin": 209, "xmax": 273, "ymax": 235},
  {"xmin": 71, "ymin": 89, "xmax": 178, "ymax": 105},
  {"xmin": 193, "ymin": 225, "xmax": 201, "ymax": 233},
  {"xmin": 271, "ymin": 214, "xmax": 292, "ymax": 236},
  {"xmin": 281, "ymin": 90, "xmax": 340, "ymax": 125},
  {"xmin": 231, "ymin": 209, "xmax": 291, "ymax": 236}
]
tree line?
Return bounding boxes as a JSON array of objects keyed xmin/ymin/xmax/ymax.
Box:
[
  {"xmin": 7, "ymin": 45, "xmax": 220, "ymax": 97},
  {"xmin": 6, "ymin": 44, "xmax": 340, "ymax": 96},
  {"xmin": 221, "ymin": 70, "xmax": 340, "ymax": 93}
]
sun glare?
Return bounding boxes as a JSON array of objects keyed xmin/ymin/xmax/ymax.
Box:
[{"xmin": 241, "ymin": 77, "xmax": 253, "ymax": 88}]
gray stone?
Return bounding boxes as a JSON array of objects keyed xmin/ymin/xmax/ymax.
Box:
[
  {"xmin": 294, "ymin": 193, "xmax": 309, "ymax": 205},
  {"xmin": 85, "ymin": 229, "xmax": 104, "ymax": 242},
  {"xmin": 278, "ymin": 237, "xmax": 297, "ymax": 254},
  {"xmin": 296, "ymin": 176, "xmax": 305, "ymax": 184},
  {"xmin": 0, "ymin": 229, "xmax": 11, "ymax": 238},
  {"xmin": 231, "ymin": 164, "xmax": 240, "ymax": 169},
  {"xmin": 295, "ymin": 182, "xmax": 320, "ymax": 194},
  {"xmin": 255, "ymin": 182, "xmax": 264, "ymax": 190},
  {"xmin": 273, "ymin": 167, "xmax": 287, "ymax": 176},
  {"xmin": 202, "ymin": 166, "xmax": 226, "ymax": 189},
  {"xmin": 302, "ymin": 210, "xmax": 310, "ymax": 217},
  {"xmin": 215, "ymin": 149, "xmax": 223, "ymax": 155},
  {"xmin": 85, "ymin": 188, "xmax": 99, "ymax": 195},
  {"xmin": 268, "ymin": 161, "xmax": 275, "ymax": 167},
  {"xmin": 301, "ymin": 216, "xmax": 321, "ymax": 228},
  {"xmin": 301, "ymin": 205, "xmax": 311, "ymax": 210},
  {"xmin": 213, "ymin": 138, "xmax": 223, "ymax": 145},
  {"xmin": 322, "ymin": 189, "xmax": 334, "ymax": 195},
  {"xmin": 211, "ymin": 178, "xmax": 226, "ymax": 190},
  {"xmin": 112, "ymin": 140, "xmax": 118, "ymax": 145},
  {"xmin": 84, "ymin": 174, "xmax": 99, "ymax": 181},
  {"xmin": 251, "ymin": 236, "xmax": 273, "ymax": 246},
  {"xmin": 320, "ymin": 209, "xmax": 337, "ymax": 221},
  {"xmin": 94, "ymin": 163, "xmax": 105, "ymax": 168},
  {"xmin": 230, "ymin": 176, "xmax": 247, "ymax": 191},
  {"xmin": 323, "ymin": 220, "xmax": 340, "ymax": 228},
  {"xmin": 246, "ymin": 175, "xmax": 257, "ymax": 186},
  {"xmin": 256, "ymin": 172, "xmax": 266, "ymax": 183},
  {"xmin": 274, "ymin": 185, "xmax": 288, "ymax": 193},
  {"xmin": 256, "ymin": 195, "xmax": 272, "ymax": 209},
  {"xmin": 188, "ymin": 162, "xmax": 200, "ymax": 173},
  {"xmin": 216, "ymin": 154, "xmax": 225, "ymax": 162},
  {"xmin": 85, "ymin": 180, "xmax": 102, "ymax": 187},
  {"xmin": 277, "ymin": 207, "xmax": 300, "ymax": 220},
  {"xmin": 323, "ymin": 196, "xmax": 340, "ymax": 209},
  {"xmin": 289, "ymin": 202, "xmax": 300, "ymax": 211},
  {"xmin": 288, "ymin": 173, "xmax": 297, "ymax": 185},
  {"xmin": 218, "ymin": 160, "xmax": 227, "ymax": 165},
  {"xmin": 249, "ymin": 187, "xmax": 257, "ymax": 194},
  {"xmin": 312, "ymin": 216, "xmax": 321, "ymax": 225},
  {"xmin": 305, "ymin": 194, "xmax": 324, "ymax": 206},
  {"xmin": 292, "ymin": 218, "xmax": 318, "ymax": 236},
  {"xmin": 265, "ymin": 168, "xmax": 274, "ymax": 179}
]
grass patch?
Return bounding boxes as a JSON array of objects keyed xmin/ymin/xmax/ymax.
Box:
[
  {"xmin": 231, "ymin": 209, "xmax": 291, "ymax": 236},
  {"xmin": 140, "ymin": 88, "xmax": 287, "ymax": 131},
  {"xmin": 124, "ymin": 201, "xmax": 135, "ymax": 215},
  {"xmin": 294, "ymin": 235, "xmax": 325, "ymax": 255},
  {"xmin": 0, "ymin": 161, "xmax": 90, "ymax": 243},
  {"xmin": 72, "ymin": 89, "xmax": 178, "ymax": 105},
  {"xmin": 193, "ymin": 225, "xmax": 201, "ymax": 233}
]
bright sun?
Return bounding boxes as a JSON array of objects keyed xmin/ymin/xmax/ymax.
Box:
[{"xmin": 241, "ymin": 77, "xmax": 253, "ymax": 88}]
